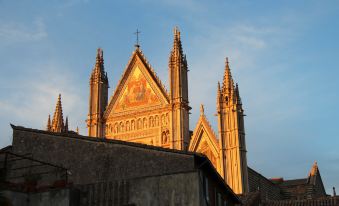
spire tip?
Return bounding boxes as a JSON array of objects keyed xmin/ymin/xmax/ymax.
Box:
[{"xmin": 200, "ymin": 104, "xmax": 205, "ymax": 115}]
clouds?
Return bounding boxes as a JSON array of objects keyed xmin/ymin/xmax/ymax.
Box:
[
  {"xmin": 0, "ymin": 18, "xmax": 47, "ymax": 44},
  {"xmin": 186, "ymin": 22, "xmax": 297, "ymax": 125},
  {"xmin": 0, "ymin": 61, "xmax": 87, "ymax": 146}
]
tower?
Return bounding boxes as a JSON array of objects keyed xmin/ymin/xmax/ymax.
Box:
[
  {"xmin": 87, "ymin": 48, "xmax": 109, "ymax": 137},
  {"xmin": 217, "ymin": 58, "xmax": 249, "ymax": 194},
  {"xmin": 169, "ymin": 27, "xmax": 190, "ymax": 150},
  {"xmin": 47, "ymin": 94, "xmax": 68, "ymax": 133}
]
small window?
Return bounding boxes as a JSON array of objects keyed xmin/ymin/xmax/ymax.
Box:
[
  {"xmin": 203, "ymin": 176, "xmax": 209, "ymax": 203},
  {"xmin": 217, "ymin": 192, "xmax": 222, "ymax": 206}
]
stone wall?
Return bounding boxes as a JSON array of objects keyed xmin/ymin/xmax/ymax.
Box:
[
  {"xmin": 12, "ymin": 128, "xmax": 196, "ymax": 185},
  {"xmin": 128, "ymin": 171, "xmax": 200, "ymax": 206},
  {"xmin": 3, "ymin": 188, "xmax": 79, "ymax": 206}
]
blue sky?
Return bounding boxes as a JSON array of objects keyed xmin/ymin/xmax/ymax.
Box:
[{"xmin": 0, "ymin": 0, "xmax": 339, "ymax": 193}]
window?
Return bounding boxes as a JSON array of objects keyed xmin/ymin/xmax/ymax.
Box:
[
  {"xmin": 216, "ymin": 192, "xmax": 222, "ymax": 206},
  {"xmin": 203, "ymin": 176, "xmax": 209, "ymax": 203}
]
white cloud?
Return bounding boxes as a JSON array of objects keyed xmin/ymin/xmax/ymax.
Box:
[
  {"xmin": 186, "ymin": 23, "xmax": 293, "ymax": 126},
  {"xmin": 0, "ymin": 18, "xmax": 47, "ymax": 43},
  {"xmin": 0, "ymin": 63, "xmax": 87, "ymax": 147}
]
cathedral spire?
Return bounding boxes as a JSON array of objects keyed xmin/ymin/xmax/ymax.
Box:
[
  {"xmin": 51, "ymin": 94, "xmax": 64, "ymax": 133},
  {"xmin": 91, "ymin": 48, "xmax": 108, "ymax": 84},
  {"xmin": 170, "ymin": 27, "xmax": 185, "ymax": 68},
  {"xmin": 168, "ymin": 26, "xmax": 190, "ymax": 150},
  {"xmin": 87, "ymin": 48, "xmax": 109, "ymax": 137},
  {"xmin": 217, "ymin": 58, "xmax": 249, "ymax": 194},
  {"xmin": 222, "ymin": 57, "xmax": 235, "ymax": 96}
]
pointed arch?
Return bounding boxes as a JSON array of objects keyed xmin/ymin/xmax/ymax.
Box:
[{"xmin": 189, "ymin": 113, "xmax": 220, "ymax": 171}]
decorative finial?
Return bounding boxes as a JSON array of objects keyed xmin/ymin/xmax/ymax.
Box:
[
  {"xmin": 76, "ymin": 126, "xmax": 79, "ymax": 134},
  {"xmin": 200, "ymin": 104, "xmax": 205, "ymax": 115},
  {"xmin": 174, "ymin": 26, "xmax": 180, "ymax": 37},
  {"xmin": 226, "ymin": 57, "xmax": 229, "ymax": 65},
  {"xmin": 134, "ymin": 29, "xmax": 141, "ymax": 48}
]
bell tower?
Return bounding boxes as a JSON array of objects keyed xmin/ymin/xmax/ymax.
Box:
[
  {"xmin": 87, "ymin": 48, "xmax": 109, "ymax": 137},
  {"xmin": 217, "ymin": 58, "xmax": 249, "ymax": 194},
  {"xmin": 169, "ymin": 27, "xmax": 190, "ymax": 150}
]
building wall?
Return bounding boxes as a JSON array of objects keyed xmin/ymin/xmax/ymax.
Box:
[
  {"xmin": 3, "ymin": 188, "xmax": 78, "ymax": 206},
  {"xmin": 75, "ymin": 171, "xmax": 239, "ymax": 206},
  {"xmin": 128, "ymin": 172, "xmax": 200, "ymax": 206},
  {"xmin": 200, "ymin": 171, "xmax": 238, "ymax": 206},
  {"xmin": 12, "ymin": 129, "xmax": 196, "ymax": 185},
  {"xmin": 11, "ymin": 127, "xmax": 240, "ymax": 206}
]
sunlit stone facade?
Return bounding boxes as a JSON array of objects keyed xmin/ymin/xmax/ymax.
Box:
[{"xmin": 85, "ymin": 27, "xmax": 248, "ymax": 194}]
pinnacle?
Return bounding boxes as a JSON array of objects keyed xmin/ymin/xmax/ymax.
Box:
[
  {"xmin": 51, "ymin": 94, "xmax": 64, "ymax": 132},
  {"xmin": 170, "ymin": 26, "xmax": 185, "ymax": 66},
  {"xmin": 309, "ymin": 161, "xmax": 319, "ymax": 176},
  {"xmin": 200, "ymin": 104, "xmax": 205, "ymax": 115},
  {"xmin": 91, "ymin": 48, "xmax": 108, "ymax": 83},
  {"xmin": 222, "ymin": 57, "xmax": 235, "ymax": 94},
  {"xmin": 174, "ymin": 26, "xmax": 180, "ymax": 39}
]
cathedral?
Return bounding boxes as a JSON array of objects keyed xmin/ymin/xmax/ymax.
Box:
[
  {"xmin": 83, "ymin": 27, "xmax": 248, "ymax": 194},
  {"xmin": 41, "ymin": 27, "xmax": 332, "ymax": 204}
]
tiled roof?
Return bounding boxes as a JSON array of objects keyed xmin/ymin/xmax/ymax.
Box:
[
  {"xmin": 280, "ymin": 178, "xmax": 308, "ymax": 187},
  {"xmin": 240, "ymin": 191, "xmax": 261, "ymax": 206},
  {"xmin": 263, "ymin": 196, "xmax": 339, "ymax": 206}
]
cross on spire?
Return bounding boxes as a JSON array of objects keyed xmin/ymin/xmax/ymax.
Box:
[{"xmin": 134, "ymin": 29, "xmax": 141, "ymax": 48}]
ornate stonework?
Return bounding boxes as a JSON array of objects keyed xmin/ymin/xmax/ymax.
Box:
[
  {"xmin": 43, "ymin": 28, "xmax": 329, "ymax": 200},
  {"xmin": 114, "ymin": 66, "xmax": 161, "ymax": 112},
  {"xmin": 85, "ymin": 27, "xmax": 249, "ymax": 194}
]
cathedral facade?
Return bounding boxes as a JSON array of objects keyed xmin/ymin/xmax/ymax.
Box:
[
  {"xmin": 44, "ymin": 28, "xmax": 328, "ymax": 201},
  {"xmin": 85, "ymin": 27, "xmax": 248, "ymax": 195}
]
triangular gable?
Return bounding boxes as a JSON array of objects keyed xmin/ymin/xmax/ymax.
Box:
[
  {"xmin": 104, "ymin": 48, "xmax": 169, "ymax": 118},
  {"xmin": 189, "ymin": 112, "xmax": 220, "ymax": 166},
  {"xmin": 307, "ymin": 162, "xmax": 326, "ymax": 195}
]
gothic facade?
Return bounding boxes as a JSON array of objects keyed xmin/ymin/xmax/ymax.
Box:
[
  {"xmin": 85, "ymin": 27, "xmax": 248, "ymax": 194},
  {"xmin": 45, "ymin": 28, "xmax": 327, "ymax": 199}
]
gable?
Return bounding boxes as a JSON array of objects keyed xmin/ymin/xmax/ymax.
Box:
[
  {"xmin": 113, "ymin": 65, "xmax": 161, "ymax": 112},
  {"xmin": 104, "ymin": 49, "xmax": 169, "ymax": 118},
  {"xmin": 189, "ymin": 115, "xmax": 220, "ymax": 167}
]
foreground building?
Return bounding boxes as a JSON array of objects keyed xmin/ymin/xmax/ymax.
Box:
[{"xmin": 1, "ymin": 125, "xmax": 240, "ymax": 206}]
